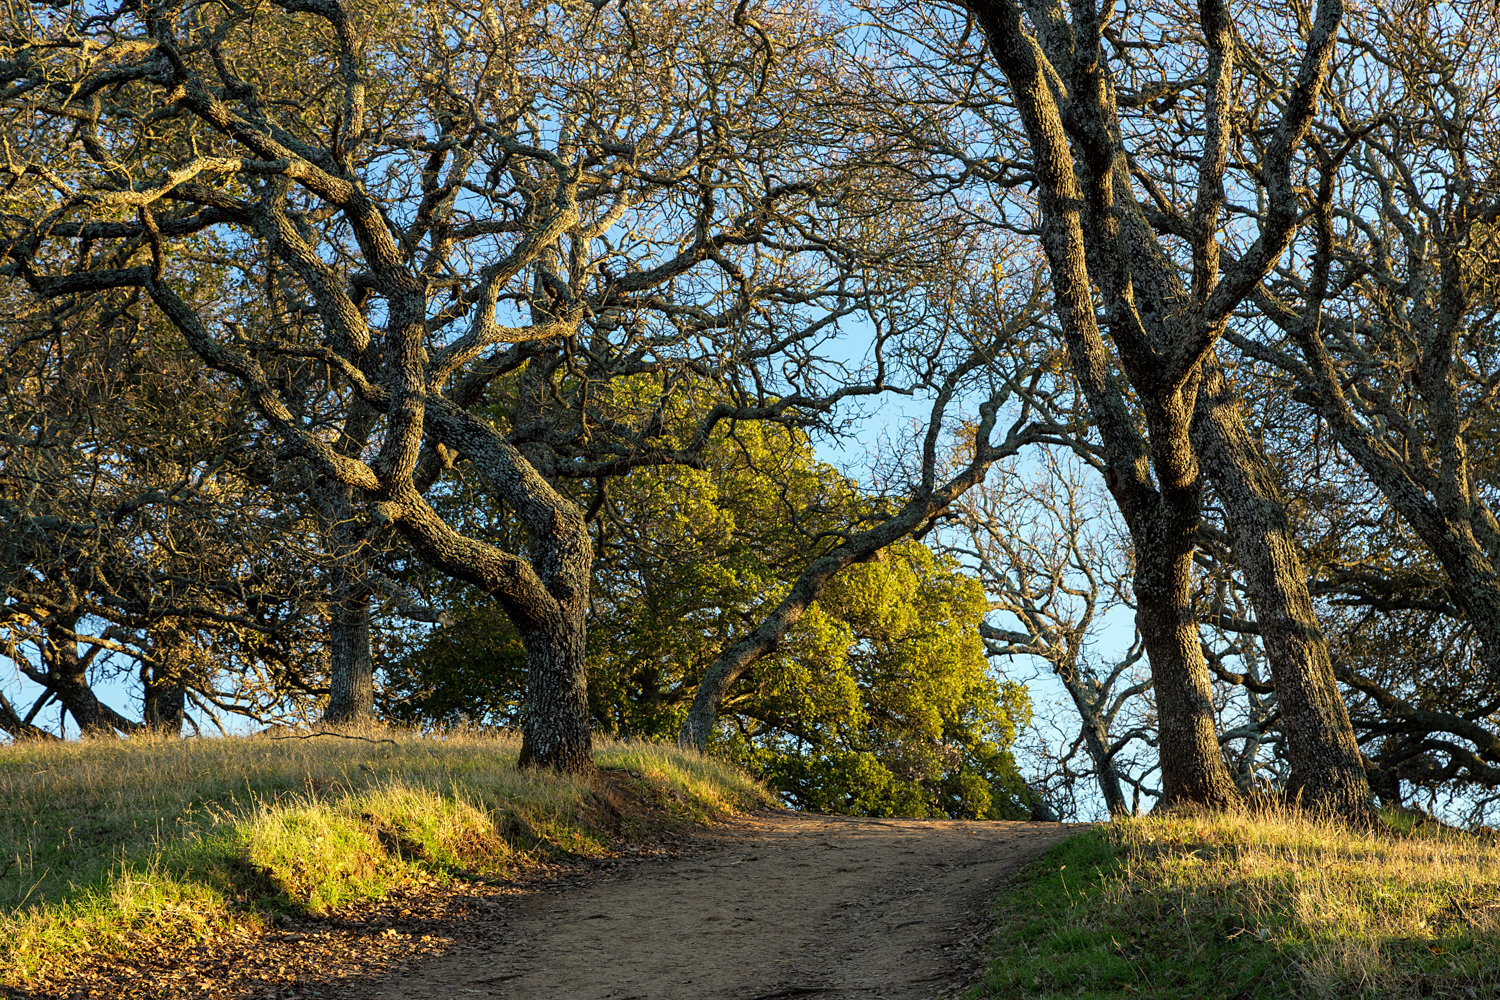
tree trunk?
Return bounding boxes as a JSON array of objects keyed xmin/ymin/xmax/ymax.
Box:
[
  {"xmin": 1059, "ymin": 681, "xmax": 1130, "ymax": 818},
  {"xmin": 682, "ymin": 630, "xmax": 778, "ymax": 751},
  {"xmin": 41, "ymin": 620, "xmax": 131, "ymax": 736},
  {"xmin": 1011, "ymin": 621, "xmax": 1133, "ymax": 818},
  {"xmin": 961, "ymin": 0, "xmax": 1341, "ymax": 813},
  {"xmin": 143, "ymin": 664, "xmax": 186, "ymax": 734},
  {"xmin": 385, "ymin": 398, "xmax": 600, "ymax": 773},
  {"xmin": 1115, "ymin": 395, "xmax": 1242, "ymax": 812},
  {"xmin": 1192, "ymin": 356, "xmax": 1372, "ymax": 817},
  {"xmin": 1133, "ymin": 526, "xmax": 1242, "ymax": 811},
  {"xmin": 516, "ymin": 613, "xmax": 593, "ymax": 772},
  {"xmin": 318, "ymin": 469, "xmax": 378, "ymax": 726},
  {"xmin": 961, "ymin": 0, "xmax": 1242, "ymax": 810},
  {"xmin": 142, "ymin": 628, "xmax": 189, "ymax": 735},
  {"xmin": 323, "ymin": 588, "xmax": 374, "ymax": 724}
]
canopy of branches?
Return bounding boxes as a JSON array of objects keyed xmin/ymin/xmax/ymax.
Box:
[{"xmin": 3, "ymin": 0, "xmax": 1500, "ymax": 825}]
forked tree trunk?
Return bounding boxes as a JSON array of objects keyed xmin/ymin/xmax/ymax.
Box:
[
  {"xmin": 962, "ymin": 0, "xmax": 1342, "ymax": 811},
  {"xmin": 41, "ymin": 619, "xmax": 132, "ymax": 736},
  {"xmin": 401, "ymin": 397, "xmax": 597, "ymax": 774},
  {"xmin": 1109, "ymin": 392, "xmax": 1242, "ymax": 812},
  {"xmin": 1192, "ymin": 357, "xmax": 1372, "ymax": 817}
]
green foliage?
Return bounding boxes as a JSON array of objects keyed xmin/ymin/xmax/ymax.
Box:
[
  {"xmin": 721, "ymin": 542, "xmax": 1033, "ymax": 820},
  {"xmin": 384, "ymin": 412, "xmax": 1033, "ymax": 819},
  {"xmin": 379, "ymin": 607, "xmax": 527, "ymax": 729},
  {"xmin": 580, "ymin": 414, "xmax": 871, "ymax": 740}
]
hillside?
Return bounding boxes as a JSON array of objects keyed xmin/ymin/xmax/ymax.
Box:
[
  {"xmin": 0, "ymin": 729, "xmax": 771, "ymax": 995},
  {"xmin": 977, "ymin": 810, "xmax": 1500, "ymax": 999}
]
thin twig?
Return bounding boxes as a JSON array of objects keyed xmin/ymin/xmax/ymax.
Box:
[{"xmin": 270, "ymin": 731, "xmax": 398, "ymax": 746}]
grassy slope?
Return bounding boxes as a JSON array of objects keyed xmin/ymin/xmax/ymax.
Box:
[
  {"xmin": 0, "ymin": 729, "xmax": 773, "ymax": 988},
  {"xmin": 976, "ymin": 810, "xmax": 1500, "ymax": 1000}
]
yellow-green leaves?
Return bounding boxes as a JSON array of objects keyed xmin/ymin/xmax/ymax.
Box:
[{"xmin": 726, "ymin": 542, "xmax": 1033, "ymax": 819}]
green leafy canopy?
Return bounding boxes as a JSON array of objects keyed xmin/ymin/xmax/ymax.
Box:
[{"xmin": 382, "ymin": 416, "xmax": 1032, "ymax": 819}]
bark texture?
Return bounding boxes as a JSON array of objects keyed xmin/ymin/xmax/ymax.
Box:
[
  {"xmin": 38, "ymin": 617, "xmax": 137, "ymax": 736},
  {"xmin": 961, "ymin": 0, "xmax": 1343, "ymax": 808},
  {"xmin": 414, "ymin": 399, "xmax": 595, "ymax": 772},
  {"xmin": 1227, "ymin": 126, "xmax": 1500, "ymax": 791},
  {"xmin": 319, "ymin": 409, "xmax": 381, "ymax": 727},
  {"xmin": 1192, "ymin": 356, "xmax": 1371, "ymax": 815},
  {"xmin": 142, "ymin": 659, "xmax": 186, "ymax": 734},
  {"xmin": 515, "ymin": 619, "xmax": 593, "ymax": 772},
  {"xmin": 324, "ymin": 598, "xmax": 374, "ymax": 725},
  {"xmin": 1128, "ymin": 469, "xmax": 1242, "ymax": 810}
]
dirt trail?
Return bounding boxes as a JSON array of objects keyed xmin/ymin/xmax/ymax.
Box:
[{"xmin": 369, "ymin": 813, "xmax": 1074, "ymax": 1000}]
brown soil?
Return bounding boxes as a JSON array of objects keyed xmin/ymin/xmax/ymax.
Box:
[
  {"xmin": 21, "ymin": 810, "xmax": 1075, "ymax": 1000},
  {"xmin": 365, "ymin": 811, "xmax": 1074, "ymax": 1000}
]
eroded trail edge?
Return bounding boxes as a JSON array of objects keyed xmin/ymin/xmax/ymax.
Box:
[{"xmin": 370, "ymin": 813, "xmax": 1076, "ymax": 1000}]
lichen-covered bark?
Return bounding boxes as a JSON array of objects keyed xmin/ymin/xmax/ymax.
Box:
[
  {"xmin": 1192, "ymin": 356, "xmax": 1371, "ymax": 816},
  {"xmin": 1130, "ymin": 497, "xmax": 1243, "ymax": 810},
  {"xmin": 400, "ymin": 396, "xmax": 595, "ymax": 772},
  {"xmin": 516, "ymin": 615, "xmax": 593, "ymax": 772},
  {"xmin": 960, "ymin": 0, "xmax": 1232, "ymax": 810},
  {"xmin": 324, "ymin": 598, "xmax": 374, "ymax": 725},
  {"xmin": 961, "ymin": 0, "xmax": 1344, "ymax": 809}
]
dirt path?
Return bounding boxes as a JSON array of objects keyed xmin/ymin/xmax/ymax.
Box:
[{"xmin": 367, "ymin": 813, "xmax": 1075, "ymax": 1000}]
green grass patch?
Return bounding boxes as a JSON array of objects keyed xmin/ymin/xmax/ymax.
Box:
[
  {"xmin": 976, "ymin": 810, "xmax": 1500, "ymax": 1000},
  {"xmin": 0, "ymin": 728, "xmax": 773, "ymax": 988}
]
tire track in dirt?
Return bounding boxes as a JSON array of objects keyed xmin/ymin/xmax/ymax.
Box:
[{"xmin": 368, "ymin": 812, "xmax": 1077, "ymax": 1000}]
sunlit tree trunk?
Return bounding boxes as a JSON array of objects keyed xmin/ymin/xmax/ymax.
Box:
[
  {"xmin": 1192, "ymin": 356, "xmax": 1371, "ymax": 816},
  {"xmin": 960, "ymin": 0, "xmax": 1342, "ymax": 809}
]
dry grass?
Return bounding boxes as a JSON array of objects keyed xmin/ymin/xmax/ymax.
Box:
[
  {"xmin": 977, "ymin": 808, "xmax": 1500, "ymax": 999},
  {"xmin": 0, "ymin": 727, "xmax": 774, "ymax": 988}
]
